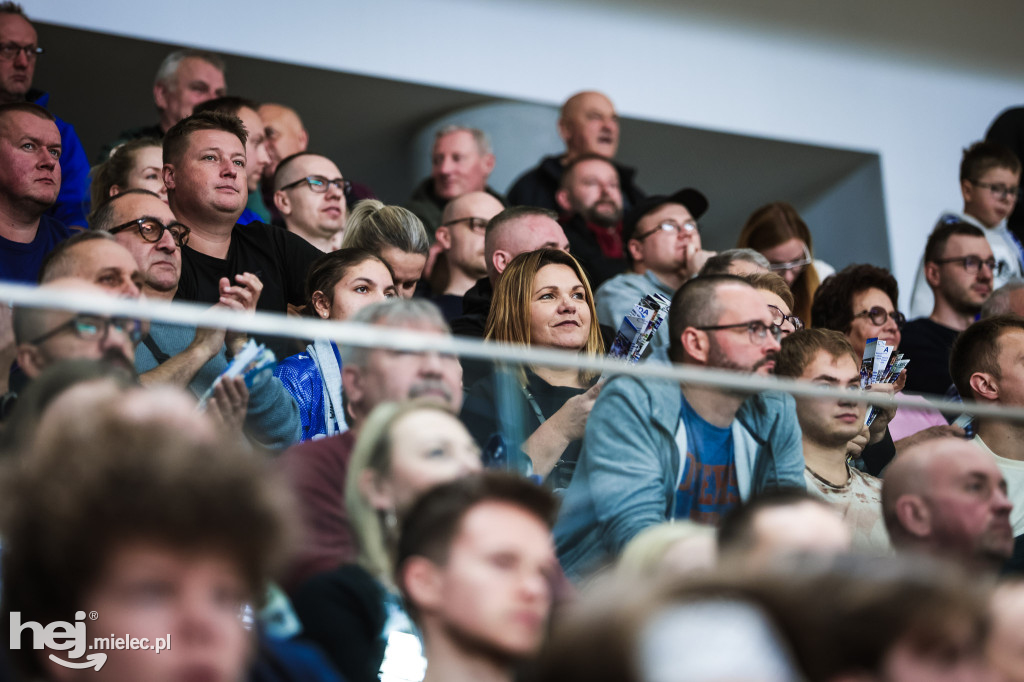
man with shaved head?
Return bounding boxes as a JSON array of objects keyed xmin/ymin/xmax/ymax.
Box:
[
  {"xmin": 507, "ymin": 91, "xmax": 645, "ymax": 212},
  {"xmin": 273, "ymin": 152, "xmax": 347, "ymax": 251},
  {"xmin": 259, "ymin": 102, "xmax": 309, "ymax": 178},
  {"xmin": 883, "ymin": 437, "xmax": 1014, "ymax": 572},
  {"xmin": 429, "ymin": 190, "xmax": 504, "ymax": 320}
]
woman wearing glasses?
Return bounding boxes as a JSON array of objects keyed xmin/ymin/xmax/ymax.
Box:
[
  {"xmin": 736, "ymin": 202, "xmax": 834, "ymax": 327},
  {"xmin": 743, "ymin": 272, "xmax": 804, "ymax": 337},
  {"xmin": 460, "ymin": 249, "xmax": 603, "ymax": 491}
]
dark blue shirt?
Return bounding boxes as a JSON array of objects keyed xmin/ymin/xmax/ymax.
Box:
[
  {"xmin": 673, "ymin": 393, "xmax": 739, "ymax": 525},
  {"xmin": 0, "ymin": 214, "xmax": 73, "ymax": 283}
]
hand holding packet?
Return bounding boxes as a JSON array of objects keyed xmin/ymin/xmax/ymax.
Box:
[
  {"xmin": 197, "ymin": 339, "xmax": 277, "ymax": 408},
  {"xmin": 609, "ymin": 293, "xmax": 671, "ymax": 364},
  {"xmin": 861, "ymin": 337, "xmax": 910, "ymax": 427}
]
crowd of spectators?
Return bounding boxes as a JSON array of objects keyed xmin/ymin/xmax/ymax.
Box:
[{"xmin": 3, "ymin": 3, "xmax": 1024, "ymax": 680}]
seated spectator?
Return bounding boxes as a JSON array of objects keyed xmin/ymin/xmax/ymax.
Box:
[
  {"xmin": 508, "ymin": 91, "xmax": 644, "ymax": 212},
  {"xmin": 404, "ymin": 125, "xmax": 503, "ymax": 236},
  {"xmin": 616, "ymin": 521, "xmax": 717, "ymax": 580},
  {"xmin": 397, "ymin": 472, "xmax": 559, "ymax": 682},
  {"xmin": 89, "ymin": 137, "xmax": 167, "ymax": 212},
  {"xmin": 0, "ymin": 4, "xmax": 89, "ymax": 228},
  {"xmin": 193, "ymin": 96, "xmax": 271, "ymax": 225},
  {"xmin": 736, "ymin": 201, "xmax": 833, "ymax": 325},
  {"xmin": 811, "ymin": 264, "xmax": 959, "ymax": 474},
  {"xmin": 988, "ymin": 580, "xmax": 1024, "ymax": 682},
  {"xmin": 698, "ymin": 247, "xmax": 771, "ymax": 276},
  {"xmin": 594, "ymin": 189, "xmax": 712, "ymax": 363},
  {"xmin": 717, "ymin": 489, "xmax": 852, "ymax": 571},
  {"xmin": 166, "ymin": 111, "xmax": 322, "ymax": 360},
  {"xmin": 273, "ymin": 152, "xmax": 348, "ymax": 252},
  {"xmin": 555, "ymin": 275, "xmax": 804, "ymax": 580},
  {"xmin": 554, "ymin": 154, "xmax": 626, "ymax": 287},
  {"xmin": 278, "ymin": 299, "xmax": 463, "ymax": 589},
  {"xmin": 987, "ymin": 106, "xmax": 1024, "ymax": 240},
  {"xmin": 460, "ymin": 249, "xmax": 603, "ymax": 490},
  {"xmin": 0, "ymin": 102, "xmax": 72, "ymax": 283},
  {"xmin": 450, "ymin": 206, "xmax": 569, "ymax": 339},
  {"xmin": 37, "ymin": 229, "xmax": 142, "ymax": 297},
  {"xmin": 427, "ymin": 190, "xmax": 503, "ymax": 321},
  {"xmin": 984, "ymin": 279, "xmax": 1024, "ymax": 317},
  {"xmin": 1, "ymin": 384, "xmax": 293, "ymax": 682},
  {"xmin": 902, "ymin": 220, "xmax": 994, "ymax": 396},
  {"xmin": 910, "ymin": 142, "xmax": 1023, "ymax": 317},
  {"xmin": 744, "ymin": 271, "xmax": 803, "ymax": 338},
  {"xmin": 290, "ymin": 400, "xmax": 481, "ymax": 682},
  {"xmin": 92, "ymin": 189, "xmax": 300, "ymax": 450},
  {"xmin": 775, "ymin": 329, "xmax": 890, "ymax": 553},
  {"xmin": 274, "ymin": 248, "xmax": 396, "ymax": 441},
  {"xmin": 341, "ymin": 200, "xmax": 429, "ymax": 299},
  {"xmin": 883, "ymin": 436, "xmax": 1014, "ymax": 573}
]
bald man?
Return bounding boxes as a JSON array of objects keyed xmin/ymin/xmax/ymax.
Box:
[
  {"xmin": 259, "ymin": 103, "xmax": 309, "ymax": 180},
  {"xmin": 507, "ymin": 91, "xmax": 645, "ymax": 212},
  {"xmin": 882, "ymin": 437, "xmax": 1014, "ymax": 572}
]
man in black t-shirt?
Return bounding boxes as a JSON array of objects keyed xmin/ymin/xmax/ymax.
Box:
[
  {"xmin": 901, "ymin": 220, "xmax": 994, "ymax": 397},
  {"xmin": 163, "ymin": 111, "xmax": 321, "ymax": 359}
]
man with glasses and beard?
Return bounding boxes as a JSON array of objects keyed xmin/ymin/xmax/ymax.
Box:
[{"xmin": 555, "ymin": 275, "xmax": 804, "ymax": 581}]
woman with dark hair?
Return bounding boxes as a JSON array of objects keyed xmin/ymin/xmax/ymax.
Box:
[
  {"xmin": 274, "ymin": 248, "xmax": 396, "ymax": 441},
  {"xmin": 460, "ymin": 248, "xmax": 604, "ymax": 490},
  {"xmin": 737, "ymin": 202, "xmax": 834, "ymax": 325}
]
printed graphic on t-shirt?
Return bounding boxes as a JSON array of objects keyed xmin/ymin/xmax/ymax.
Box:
[{"xmin": 674, "ymin": 449, "xmax": 740, "ymax": 524}]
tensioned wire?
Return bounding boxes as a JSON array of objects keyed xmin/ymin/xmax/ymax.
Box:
[{"xmin": 3, "ymin": 282, "xmax": 1023, "ymax": 423}]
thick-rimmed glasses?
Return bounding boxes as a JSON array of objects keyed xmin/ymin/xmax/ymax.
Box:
[
  {"xmin": 767, "ymin": 304, "xmax": 803, "ymax": 333},
  {"xmin": 108, "ymin": 218, "xmax": 190, "ymax": 248},
  {"xmin": 696, "ymin": 320, "xmax": 783, "ymax": 346},
  {"xmin": 441, "ymin": 216, "xmax": 489, "ymax": 233},
  {"xmin": 30, "ymin": 313, "xmax": 144, "ymax": 346},
  {"xmin": 768, "ymin": 243, "xmax": 812, "ymax": 273},
  {"xmin": 280, "ymin": 175, "xmax": 350, "ymax": 194},
  {"xmin": 0, "ymin": 42, "xmax": 43, "ymax": 61},
  {"xmin": 634, "ymin": 220, "xmax": 698, "ymax": 241},
  {"xmin": 970, "ymin": 180, "xmax": 1019, "ymax": 201},
  {"xmin": 931, "ymin": 255, "xmax": 1006, "ymax": 277},
  {"xmin": 852, "ymin": 306, "xmax": 905, "ymax": 330}
]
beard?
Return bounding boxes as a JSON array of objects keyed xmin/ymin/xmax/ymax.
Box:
[
  {"xmin": 582, "ymin": 200, "xmax": 622, "ymax": 228},
  {"xmin": 705, "ymin": 340, "xmax": 776, "ymax": 397}
]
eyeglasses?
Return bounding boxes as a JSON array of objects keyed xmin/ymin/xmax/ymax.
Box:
[
  {"xmin": 441, "ymin": 216, "xmax": 489, "ymax": 233},
  {"xmin": 931, "ymin": 255, "xmax": 1006, "ymax": 277},
  {"xmin": 970, "ymin": 180, "xmax": 1019, "ymax": 201},
  {"xmin": 767, "ymin": 304, "xmax": 803, "ymax": 333},
  {"xmin": 280, "ymin": 175, "xmax": 350, "ymax": 194},
  {"xmin": 634, "ymin": 220, "xmax": 698, "ymax": 241},
  {"xmin": 768, "ymin": 244, "xmax": 812, "ymax": 273},
  {"xmin": 0, "ymin": 42, "xmax": 43, "ymax": 61},
  {"xmin": 852, "ymin": 306, "xmax": 905, "ymax": 330},
  {"xmin": 30, "ymin": 313, "xmax": 145, "ymax": 346},
  {"xmin": 108, "ymin": 218, "xmax": 190, "ymax": 248},
  {"xmin": 696, "ymin": 320, "xmax": 783, "ymax": 346}
]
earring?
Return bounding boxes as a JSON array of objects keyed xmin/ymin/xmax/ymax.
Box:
[
  {"xmin": 384, "ymin": 509, "xmax": 398, "ymax": 532},
  {"xmin": 320, "ymin": 311, "xmax": 328, "ymax": 319}
]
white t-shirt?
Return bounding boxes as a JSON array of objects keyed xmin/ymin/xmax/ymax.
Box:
[
  {"xmin": 974, "ymin": 434, "xmax": 1024, "ymax": 537},
  {"xmin": 805, "ymin": 465, "xmax": 890, "ymax": 554}
]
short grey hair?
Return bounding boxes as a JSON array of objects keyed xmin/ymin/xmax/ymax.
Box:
[
  {"xmin": 338, "ymin": 299, "xmax": 450, "ymax": 368},
  {"xmin": 435, "ymin": 124, "xmax": 492, "ymax": 157},
  {"xmin": 699, "ymin": 248, "xmax": 771, "ymax": 276},
  {"xmin": 154, "ymin": 49, "xmax": 226, "ymax": 89},
  {"xmin": 982, "ymin": 279, "xmax": 1024, "ymax": 318}
]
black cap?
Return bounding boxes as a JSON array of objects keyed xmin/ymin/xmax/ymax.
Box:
[{"xmin": 622, "ymin": 189, "xmax": 709, "ymax": 243}]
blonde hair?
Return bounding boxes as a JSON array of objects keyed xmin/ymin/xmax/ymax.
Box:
[
  {"xmin": 485, "ymin": 249, "xmax": 602, "ymax": 383},
  {"xmin": 340, "ymin": 199, "xmax": 429, "ymax": 256},
  {"xmin": 617, "ymin": 521, "xmax": 716, "ymax": 579},
  {"xmin": 345, "ymin": 399, "xmax": 457, "ymax": 585}
]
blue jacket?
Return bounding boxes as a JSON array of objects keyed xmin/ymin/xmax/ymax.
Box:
[
  {"xmin": 32, "ymin": 91, "xmax": 90, "ymax": 228},
  {"xmin": 554, "ymin": 374, "xmax": 805, "ymax": 580}
]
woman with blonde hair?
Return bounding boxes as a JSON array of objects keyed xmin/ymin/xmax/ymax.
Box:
[
  {"xmin": 736, "ymin": 201, "xmax": 834, "ymax": 324},
  {"xmin": 460, "ymin": 248, "xmax": 604, "ymax": 490},
  {"xmin": 341, "ymin": 199, "xmax": 430, "ymax": 298},
  {"xmin": 88, "ymin": 137, "xmax": 167, "ymax": 214},
  {"xmin": 289, "ymin": 399, "xmax": 481, "ymax": 682}
]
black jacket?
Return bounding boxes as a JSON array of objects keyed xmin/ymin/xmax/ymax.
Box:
[{"xmin": 507, "ymin": 154, "xmax": 645, "ymax": 212}]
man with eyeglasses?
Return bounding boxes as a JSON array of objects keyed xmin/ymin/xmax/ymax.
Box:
[
  {"xmin": 0, "ymin": 3, "xmax": 88, "ymax": 229},
  {"xmin": 272, "ymin": 152, "xmax": 348, "ymax": 252},
  {"xmin": 594, "ymin": 189, "xmax": 715, "ymax": 363},
  {"xmin": 91, "ymin": 188, "xmax": 301, "ymax": 450},
  {"xmin": 555, "ymin": 275, "xmax": 804, "ymax": 580},
  {"xmin": 902, "ymin": 220, "xmax": 995, "ymax": 396},
  {"xmin": 429, "ymin": 191, "xmax": 504, "ymax": 321},
  {"xmin": 554, "ymin": 154, "xmax": 626, "ymax": 288},
  {"xmin": 910, "ymin": 141, "xmax": 1022, "ymax": 318},
  {"xmin": 405, "ymin": 125, "xmax": 504, "ymax": 236}
]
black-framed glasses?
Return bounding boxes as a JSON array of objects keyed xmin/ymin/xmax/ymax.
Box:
[
  {"xmin": 768, "ymin": 243, "xmax": 812, "ymax": 273},
  {"xmin": 0, "ymin": 42, "xmax": 43, "ymax": 61},
  {"xmin": 441, "ymin": 216, "xmax": 488, "ymax": 233},
  {"xmin": 852, "ymin": 306, "xmax": 905, "ymax": 330},
  {"xmin": 30, "ymin": 313, "xmax": 144, "ymax": 346},
  {"xmin": 969, "ymin": 180, "xmax": 1019, "ymax": 201},
  {"xmin": 931, "ymin": 255, "xmax": 1006, "ymax": 277},
  {"xmin": 696, "ymin": 320, "xmax": 783, "ymax": 345},
  {"xmin": 108, "ymin": 217, "xmax": 190, "ymax": 248},
  {"xmin": 767, "ymin": 304, "xmax": 803, "ymax": 333},
  {"xmin": 634, "ymin": 220, "xmax": 698, "ymax": 241},
  {"xmin": 280, "ymin": 175, "xmax": 350, "ymax": 194}
]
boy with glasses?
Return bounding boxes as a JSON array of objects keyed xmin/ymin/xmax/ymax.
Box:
[
  {"xmin": 910, "ymin": 141, "xmax": 1022, "ymax": 317},
  {"xmin": 556, "ymin": 275, "xmax": 804, "ymax": 580}
]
